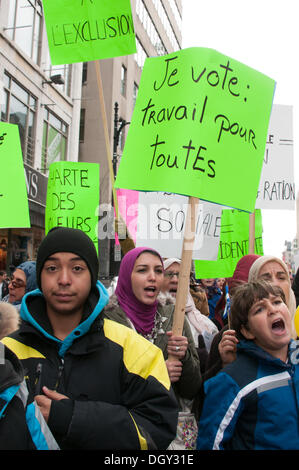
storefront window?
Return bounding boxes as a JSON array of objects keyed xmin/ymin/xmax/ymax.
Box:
[
  {"xmin": 1, "ymin": 72, "xmax": 37, "ymax": 167},
  {"xmin": 6, "ymin": 0, "xmax": 42, "ymax": 64},
  {"xmin": 42, "ymin": 108, "xmax": 68, "ymax": 175}
]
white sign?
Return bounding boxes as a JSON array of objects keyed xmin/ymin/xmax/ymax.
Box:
[
  {"xmin": 256, "ymin": 104, "xmax": 295, "ymax": 210},
  {"xmin": 136, "ymin": 192, "xmax": 223, "ymax": 259}
]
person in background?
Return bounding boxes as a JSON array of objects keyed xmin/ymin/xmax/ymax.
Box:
[
  {"xmin": 0, "ymin": 271, "xmax": 9, "ymax": 300},
  {"xmin": 2, "ymin": 261, "xmax": 37, "ymax": 311},
  {"xmin": 2, "ymin": 228, "xmax": 178, "ymax": 450},
  {"xmin": 197, "ymin": 280, "xmax": 299, "ymax": 450},
  {"xmin": 0, "ymin": 302, "xmax": 20, "ymax": 339},
  {"xmin": 159, "ymin": 257, "xmax": 217, "ymax": 441},
  {"xmin": 160, "ymin": 259, "xmax": 218, "ymax": 360},
  {"xmin": 292, "ymin": 266, "xmax": 299, "ymax": 307},
  {"xmin": 216, "ymin": 278, "xmax": 226, "ymax": 290},
  {"xmin": 189, "ymin": 272, "xmax": 209, "ymax": 317},
  {"xmin": 104, "ymin": 249, "xmax": 201, "ymax": 450}
]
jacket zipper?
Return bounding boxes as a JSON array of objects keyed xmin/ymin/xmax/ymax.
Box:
[
  {"xmin": 34, "ymin": 363, "xmax": 43, "ymax": 395},
  {"xmin": 54, "ymin": 358, "xmax": 64, "ymax": 391}
]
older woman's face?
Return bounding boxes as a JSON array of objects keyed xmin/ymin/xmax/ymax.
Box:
[
  {"xmin": 258, "ymin": 261, "xmax": 290, "ymax": 305},
  {"xmin": 8, "ymin": 268, "xmax": 26, "ymax": 303},
  {"xmin": 161, "ymin": 262, "xmax": 180, "ymax": 296},
  {"xmin": 131, "ymin": 252, "xmax": 164, "ymax": 304}
]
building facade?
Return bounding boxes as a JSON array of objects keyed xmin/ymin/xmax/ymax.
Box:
[
  {"xmin": 0, "ymin": 0, "xmax": 182, "ymax": 277},
  {"xmin": 0, "ymin": 0, "xmax": 82, "ymax": 273},
  {"xmin": 79, "ymin": 0, "xmax": 183, "ymax": 278}
]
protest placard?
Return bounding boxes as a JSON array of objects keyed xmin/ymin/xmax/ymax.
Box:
[
  {"xmin": 115, "ymin": 47, "xmax": 276, "ymax": 213},
  {"xmin": 135, "ymin": 191, "xmax": 224, "ymax": 259},
  {"xmin": 256, "ymin": 104, "xmax": 295, "ymax": 210},
  {"xmin": 194, "ymin": 209, "xmax": 263, "ymax": 279},
  {"xmin": 42, "ymin": 0, "xmax": 136, "ymax": 65},
  {"xmin": 0, "ymin": 122, "xmax": 30, "ymax": 228},
  {"xmin": 116, "ymin": 188, "xmax": 139, "ymax": 243},
  {"xmin": 45, "ymin": 161, "xmax": 100, "ymax": 251}
]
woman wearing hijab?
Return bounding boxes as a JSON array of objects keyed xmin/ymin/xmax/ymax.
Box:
[
  {"xmin": 2, "ymin": 261, "xmax": 37, "ymax": 311},
  {"xmin": 103, "ymin": 247, "xmax": 201, "ymax": 450}
]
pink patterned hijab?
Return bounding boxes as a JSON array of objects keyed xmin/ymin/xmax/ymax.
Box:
[{"xmin": 115, "ymin": 247, "xmax": 163, "ymax": 335}]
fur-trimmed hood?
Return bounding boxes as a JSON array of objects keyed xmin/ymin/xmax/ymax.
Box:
[{"xmin": 105, "ymin": 291, "xmax": 175, "ymax": 313}]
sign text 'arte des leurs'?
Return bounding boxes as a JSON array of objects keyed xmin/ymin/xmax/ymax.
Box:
[
  {"xmin": 45, "ymin": 161, "xmax": 100, "ymax": 252},
  {"xmin": 42, "ymin": 0, "xmax": 136, "ymax": 65},
  {"xmin": 115, "ymin": 47, "xmax": 276, "ymax": 213},
  {"xmin": 0, "ymin": 122, "xmax": 30, "ymax": 228}
]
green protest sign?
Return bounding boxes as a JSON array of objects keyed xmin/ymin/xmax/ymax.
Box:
[
  {"xmin": 42, "ymin": 0, "xmax": 136, "ymax": 65},
  {"xmin": 0, "ymin": 122, "xmax": 30, "ymax": 228},
  {"xmin": 194, "ymin": 209, "xmax": 263, "ymax": 279},
  {"xmin": 45, "ymin": 161, "xmax": 100, "ymax": 252},
  {"xmin": 115, "ymin": 47, "xmax": 275, "ymax": 212}
]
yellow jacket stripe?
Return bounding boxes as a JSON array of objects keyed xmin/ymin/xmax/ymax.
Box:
[
  {"xmin": 103, "ymin": 319, "xmax": 171, "ymax": 390},
  {"xmin": 1, "ymin": 337, "xmax": 45, "ymax": 360},
  {"xmin": 129, "ymin": 412, "xmax": 148, "ymax": 450}
]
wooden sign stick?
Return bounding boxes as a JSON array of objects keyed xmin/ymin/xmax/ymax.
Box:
[
  {"xmin": 170, "ymin": 196, "xmax": 199, "ymax": 340},
  {"xmin": 94, "ymin": 61, "xmax": 135, "ymax": 253},
  {"xmin": 249, "ymin": 212, "xmax": 255, "ymax": 255}
]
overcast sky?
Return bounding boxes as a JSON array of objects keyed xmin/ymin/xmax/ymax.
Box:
[{"xmin": 181, "ymin": 0, "xmax": 298, "ymax": 260}]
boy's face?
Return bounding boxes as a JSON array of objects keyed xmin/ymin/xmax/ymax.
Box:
[
  {"xmin": 41, "ymin": 252, "xmax": 91, "ymax": 317},
  {"xmin": 241, "ymin": 294, "xmax": 292, "ymax": 362}
]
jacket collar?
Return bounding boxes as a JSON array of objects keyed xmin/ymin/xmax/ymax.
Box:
[
  {"xmin": 237, "ymin": 339, "xmax": 298, "ymax": 367},
  {"xmin": 19, "ymin": 281, "xmax": 109, "ymax": 357}
]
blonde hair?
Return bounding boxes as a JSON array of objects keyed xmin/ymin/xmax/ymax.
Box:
[
  {"xmin": 0, "ymin": 302, "xmax": 20, "ymax": 339},
  {"xmin": 248, "ymin": 256, "xmax": 297, "ymax": 338}
]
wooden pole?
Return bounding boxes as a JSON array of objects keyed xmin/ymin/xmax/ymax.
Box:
[
  {"xmin": 94, "ymin": 61, "xmax": 135, "ymax": 253},
  {"xmin": 171, "ymin": 196, "xmax": 199, "ymax": 337}
]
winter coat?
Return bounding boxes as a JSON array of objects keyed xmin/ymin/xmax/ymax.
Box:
[
  {"xmin": 0, "ymin": 343, "xmax": 58, "ymax": 450},
  {"xmin": 2, "ymin": 282, "xmax": 178, "ymax": 450},
  {"xmin": 103, "ymin": 293, "xmax": 202, "ymax": 402},
  {"xmin": 197, "ymin": 339, "xmax": 299, "ymax": 450}
]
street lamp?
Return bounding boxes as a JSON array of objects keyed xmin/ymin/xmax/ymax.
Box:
[{"xmin": 110, "ymin": 103, "xmax": 130, "ymax": 275}]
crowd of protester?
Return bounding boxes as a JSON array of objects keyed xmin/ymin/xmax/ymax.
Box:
[{"xmin": 1, "ymin": 229, "xmax": 299, "ymax": 450}]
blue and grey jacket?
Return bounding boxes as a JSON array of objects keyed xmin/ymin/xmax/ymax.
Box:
[
  {"xmin": 0, "ymin": 343, "xmax": 59, "ymax": 450},
  {"xmin": 197, "ymin": 339, "xmax": 299, "ymax": 450},
  {"xmin": 2, "ymin": 282, "xmax": 178, "ymax": 450}
]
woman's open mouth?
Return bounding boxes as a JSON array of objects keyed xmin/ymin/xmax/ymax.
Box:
[{"xmin": 144, "ymin": 286, "xmax": 157, "ymax": 296}]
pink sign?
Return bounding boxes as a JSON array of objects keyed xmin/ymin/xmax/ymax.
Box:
[{"xmin": 115, "ymin": 188, "xmax": 139, "ymax": 244}]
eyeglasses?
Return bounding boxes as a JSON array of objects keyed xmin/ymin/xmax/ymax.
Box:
[
  {"xmin": 9, "ymin": 279, "xmax": 26, "ymax": 289},
  {"xmin": 164, "ymin": 272, "xmax": 179, "ymax": 279}
]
